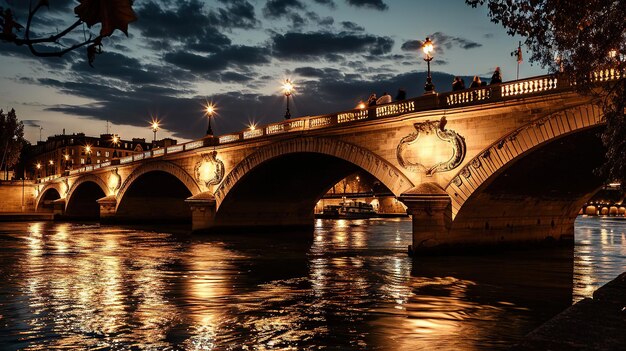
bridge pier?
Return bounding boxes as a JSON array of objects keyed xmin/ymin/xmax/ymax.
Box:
[
  {"xmin": 52, "ymin": 198, "xmax": 66, "ymax": 217},
  {"xmin": 185, "ymin": 192, "xmax": 217, "ymax": 232},
  {"xmin": 97, "ymin": 195, "xmax": 117, "ymax": 222},
  {"xmin": 399, "ymin": 183, "xmax": 452, "ymax": 255}
]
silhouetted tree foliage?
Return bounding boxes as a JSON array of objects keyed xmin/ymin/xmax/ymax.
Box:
[
  {"xmin": 0, "ymin": 109, "xmax": 26, "ymax": 177},
  {"xmin": 466, "ymin": 0, "xmax": 626, "ymax": 188},
  {"xmin": 0, "ymin": 0, "xmax": 136, "ymax": 66}
]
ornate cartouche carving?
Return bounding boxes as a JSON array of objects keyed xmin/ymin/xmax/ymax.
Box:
[
  {"xmin": 195, "ymin": 151, "xmax": 225, "ymax": 189},
  {"xmin": 397, "ymin": 116, "xmax": 466, "ymax": 176}
]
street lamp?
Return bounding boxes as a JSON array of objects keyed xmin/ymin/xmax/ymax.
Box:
[
  {"xmin": 48, "ymin": 159, "xmax": 54, "ymax": 176},
  {"xmin": 205, "ymin": 104, "xmax": 215, "ymax": 136},
  {"xmin": 85, "ymin": 145, "xmax": 92, "ymax": 164},
  {"xmin": 111, "ymin": 134, "xmax": 120, "ymax": 158},
  {"xmin": 64, "ymin": 153, "xmax": 71, "ymax": 170},
  {"xmin": 151, "ymin": 120, "xmax": 160, "ymax": 142},
  {"xmin": 422, "ymin": 37, "xmax": 435, "ymax": 93},
  {"xmin": 36, "ymin": 162, "xmax": 41, "ymax": 180},
  {"xmin": 282, "ymin": 79, "xmax": 294, "ymax": 119}
]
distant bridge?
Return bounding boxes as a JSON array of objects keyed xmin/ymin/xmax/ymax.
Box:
[{"xmin": 35, "ymin": 70, "xmax": 622, "ymax": 253}]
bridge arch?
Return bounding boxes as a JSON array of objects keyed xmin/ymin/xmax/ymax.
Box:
[
  {"xmin": 35, "ymin": 183, "xmax": 63, "ymax": 211},
  {"xmin": 64, "ymin": 175, "xmax": 108, "ymax": 218},
  {"xmin": 446, "ymin": 104, "xmax": 604, "ymax": 217},
  {"xmin": 114, "ymin": 161, "xmax": 200, "ymax": 222},
  {"xmin": 116, "ymin": 160, "xmax": 201, "ymax": 209},
  {"xmin": 445, "ymin": 103, "xmax": 606, "ymax": 243},
  {"xmin": 213, "ymin": 137, "xmax": 414, "ymax": 228},
  {"xmin": 215, "ymin": 137, "xmax": 414, "ymax": 206}
]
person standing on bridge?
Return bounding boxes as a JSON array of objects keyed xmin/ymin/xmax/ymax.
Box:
[
  {"xmin": 376, "ymin": 92, "xmax": 392, "ymax": 105},
  {"xmin": 367, "ymin": 93, "xmax": 377, "ymax": 107},
  {"xmin": 395, "ymin": 88, "xmax": 407, "ymax": 101},
  {"xmin": 452, "ymin": 76, "xmax": 465, "ymax": 91},
  {"xmin": 469, "ymin": 76, "xmax": 482, "ymax": 88},
  {"xmin": 490, "ymin": 67, "xmax": 502, "ymax": 85}
]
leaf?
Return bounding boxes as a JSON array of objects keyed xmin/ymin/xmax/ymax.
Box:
[{"xmin": 74, "ymin": 0, "xmax": 137, "ymax": 37}]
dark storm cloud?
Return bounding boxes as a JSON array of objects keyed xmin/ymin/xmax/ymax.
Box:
[
  {"xmin": 313, "ymin": 0, "xmax": 336, "ymax": 8},
  {"xmin": 164, "ymin": 45, "xmax": 271, "ymax": 73},
  {"xmin": 341, "ymin": 21, "xmax": 364, "ymax": 32},
  {"xmin": 208, "ymin": 0, "xmax": 260, "ymax": 29},
  {"xmin": 263, "ymin": 0, "xmax": 305, "ymax": 18},
  {"xmin": 71, "ymin": 51, "xmax": 172, "ymax": 85},
  {"xmin": 218, "ymin": 71, "xmax": 254, "ymax": 83},
  {"xmin": 134, "ymin": 0, "xmax": 231, "ymax": 51},
  {"xmin": 345, "ymin": 0, "xmax": 388, "ymax": 11},
  {"xmin": 293, "ymin": 66, "xmax": 342, "ymax": 79},
  {"xmin": 401, "ymin": 32, "xmax": 482, "ymax": 53},
  {"xmin": 272, "ymin": 32, "xmax": 393, "ymax": 60}
]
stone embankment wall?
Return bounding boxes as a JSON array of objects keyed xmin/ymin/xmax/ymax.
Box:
[{"xmin": 0, "ymin": 181, "xmax": 36, "ymax": 212}]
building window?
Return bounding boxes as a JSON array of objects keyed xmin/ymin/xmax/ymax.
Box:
[
  {"xmin": 105, "ymin": 151, "xmax": 110, "ymax": 157},
  {"xmin": 96, "ymin": 151, "xmax": 101, "ymax": 157},
  {"xmin": 70, "ymin": 149, "xmax": 75, "ymax": 156},
  {"xmin": 124, "ymin": 143, "xmax": 128, "ymax": 149},
  {"xmin": 70, "ymin": 139, "xmax": 74, "ymax": 144},
  {"xmin": 80, "ymin": 158, "xmax": 85, "ymax": 165},
  {"xmin": 96, "ymin": 159, "xmax": 100, "ymax": 164}
]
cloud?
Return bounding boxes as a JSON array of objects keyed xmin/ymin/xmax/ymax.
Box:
[
  {"xmin": 263, "ymin": 0, "xmax": 305, "ymax": 18},
  {"xmin": 134, "ymin": 0, "xmax": 231, "ymax": 52},
  {"xmin": 208, "ymin": 0, "xmax": 260, "ymax": 29},
  {"xmin": 293, "ymin": 66, "xmax": 343, "ymax": 79},
  {"xmin": 345, "ymin": 0, "xmax": 388, "ymax": 11},
  {"xmin": 313, "ymin": 0, "xmax": 336, "ymax": 8},
  {"xmin": 164, "ymin": 45, "xmax": 271, "ymax": 73},
  {"xmin": 341, "ymin": 21, "xmax": 365, "ymax": 32},
  {"xmin": 401, "ymin": 32, "xmax": 482, "ymax": 54},
  {"xmin": 22, "ymin": 120, "xmax": 42, "ymax": 128},
  {"xmin": 271, "ymin": 31, "xmax": 394, "ymax": 60}
]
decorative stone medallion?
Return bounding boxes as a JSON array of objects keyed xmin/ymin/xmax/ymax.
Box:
[
  {"xmin": 397, "ymin": 116, "xmax": 466, "ymax": 176},
  {"xmin": 195, "ymin": 151, "xmax": 225, "ymax": 189},
  {"xmin": 108, "ymin": 168, "xmax": 121, "ymax": 194}
]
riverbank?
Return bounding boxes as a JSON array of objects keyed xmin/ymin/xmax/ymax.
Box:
[
  {"xmin": 0, "ymin": 212, "xmax": 53, "ymax": 221},
  {"xmin": 513, "ymin": 272, "xmax": 626, "ymax": 350}
]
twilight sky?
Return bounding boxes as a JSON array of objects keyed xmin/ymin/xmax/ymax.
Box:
[{"xmin": 0, "ymin": 0, "xmax": 546, "ymax": 144}]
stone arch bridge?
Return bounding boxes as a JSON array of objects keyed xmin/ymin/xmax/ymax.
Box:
[{"xmin": 34, "ymin": 71, "xmax": 622, "ymax": 253}]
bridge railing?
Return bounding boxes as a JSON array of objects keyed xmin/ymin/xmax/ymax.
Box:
[{"xmin": 44, "ymin": 70, "xmax": 622, "ymax": 180}]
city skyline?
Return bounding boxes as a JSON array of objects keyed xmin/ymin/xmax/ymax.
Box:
[{"xmin": 0, "ymin": 0, "xmax": 545, "ymax": 144}]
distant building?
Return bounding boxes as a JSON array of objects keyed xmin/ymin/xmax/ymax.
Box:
[{"xmin": 25, "ymin": 133, "xmax": 176, "ymax": 178}]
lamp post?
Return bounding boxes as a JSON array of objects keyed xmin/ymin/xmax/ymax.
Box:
[
  {"xmin": 36, "ymin": 162, "xmax": 41, "ymax": 180},
  {"xmin": 151, "ymin": 120, "xmax": 159, "ymax": 142},
  {"xmin": 205, "ymin": 104, "xmax": 215, "ymax": 136},
  {"xmin": 422, "ymin": 37, "xmax": 435, "ymax": 94},
  {"xmin": 64, "ymin": 153, "xmax": 71, "ymax": 170},
  {"xmin": 85, "ymin": 145, "xmax": 92, "ymax": 164},
  {"xmin": 48, "ymin": 159, "xmax": 54, "ymax": 176},
  {"xmin": 282, "ymin": 79, "xmax": 293, "ymax": 119},
  {"xmin": 112, "ymin": 135, "xmax": 120, "ymax": 158}
]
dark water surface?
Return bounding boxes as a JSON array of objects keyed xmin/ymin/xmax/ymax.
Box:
[{"xmin": 0, "ymin": 216, "xmax": 624, "ymax": 350}]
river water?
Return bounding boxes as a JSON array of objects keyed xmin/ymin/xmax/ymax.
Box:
[{"xmin": 0, "ymin": 216, "xmax": 624, "ymax": 350}]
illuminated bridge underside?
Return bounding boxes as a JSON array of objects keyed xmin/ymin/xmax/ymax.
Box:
[{"xmin": 33, "ymin": 72, "xmax": 619, "ymax": 253}]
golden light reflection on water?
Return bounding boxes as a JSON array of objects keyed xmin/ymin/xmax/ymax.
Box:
[{"xmin": 0, "ymin": 217, "xmax": 623, "ymax": 350}]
